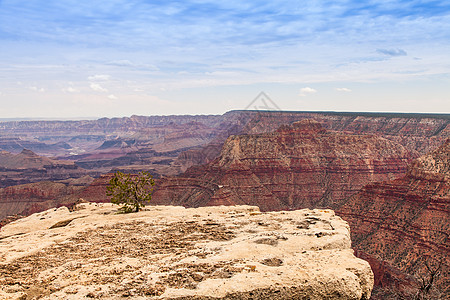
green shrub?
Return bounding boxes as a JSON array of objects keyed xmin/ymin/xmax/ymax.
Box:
[{"xmin": 106, "ymin": 171, "xmax": 155, "ymax": 213}]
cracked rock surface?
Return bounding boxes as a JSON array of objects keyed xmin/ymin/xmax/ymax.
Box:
[{"xmin": 0, "ymin": 203, "xmax": 373, "ymax": 299}]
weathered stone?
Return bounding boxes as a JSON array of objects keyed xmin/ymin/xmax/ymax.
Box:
[
  {"xmin": 336, "ymin": 140, "xmax": 450, "ymax": 297},
  {"xmin": 0, "ymin": 204, "xmax": 373, "ymax": 299},
  {"xmin": 152, "ymin": 121, "xmax": 413, "ymax": 211}
]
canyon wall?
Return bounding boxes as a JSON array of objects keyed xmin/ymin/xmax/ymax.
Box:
[
  {"xmin": 0, "ymin": 149, "xmax": 87, "ymax": 188},
  {"xmin": 176, "ymin": 111, "xmax": 449, "ymax": 168},
  {"xmin": 0, "ymin": 181, "xmax": 82, "ymax": 220},
  {"xmin": 335, "ymin": 140, "xmax": 449, "ymax": 297},
  {"xmin": 152, "ymin": 120, "xmax": 413, "ymax": 211}
]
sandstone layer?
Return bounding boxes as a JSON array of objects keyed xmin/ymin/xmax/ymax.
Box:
[
  {"xmin": 176, "ymin": 111, "xmax": 448, "ymax": 168},
  {"xmin": 0, "ymin": 149, "xmax": 87, "ymax": 188},
  {"xmin": 1, "ymin": 111, "xmax": 447, "ymax": 176},
  {"xmin": 335, "ymin": 140, "xmax": 450, "ymax": 297},
  {"xmin": 152, "ymin": 120, "xmax": 413, "ymax": 211},
  {"xmin": 0, "ymin": 203, "xmax": 373, "ymax": 299},
  {"xmin": 0, "ymin": 181, "xmax": 85, "ymax": 221}
]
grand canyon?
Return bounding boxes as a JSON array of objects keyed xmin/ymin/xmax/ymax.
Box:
[
  {"xmin": 2, "ymin": 1, "xmax": 448, "ymax": 298},
  {"xmin": 0, "ymin": 110, "xmax": 449, "ymax": 299}
]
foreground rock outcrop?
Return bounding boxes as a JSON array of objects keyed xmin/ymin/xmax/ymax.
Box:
[
  {"xmin": 336, "ymin": 139, "xmax": 450, "ymax": 298},
  {"xmin": 0, "ymin": 203, "xmax": 373, "ymax": 299}
]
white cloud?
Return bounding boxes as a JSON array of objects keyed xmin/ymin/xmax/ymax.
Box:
[
  {"xmin": 90, "ymin": 83, "xmax": 108, "ymax": 92},
  {"xmin": 299, "ymin": 87, "xmax": 317, "ymax": 97},
  {"xmin": 107, "ymin": 94, "xmax": 118, "ymax": 100},
  {"xmin": 88, "ymin": 74, "xmax": 111, "ymax": 81},
  {"xmin": 376, "ymin": 48, "xmax": 407, "ymax": 57},
  {"xmin": 63, "ymin": 87, "xmax": 78, "ymax": 93},
  {"xmin": 106, "ymin": 60, "xmax": 159, "ymax": 71},
  {"xmin": 336, "ymin": 87, "xmax": 352, "ymax": 92},
  {"xmin": 29, "ymin": 86, "xmax": 45, "ymax": 92}
]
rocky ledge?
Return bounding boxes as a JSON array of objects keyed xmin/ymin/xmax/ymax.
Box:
[{"xmin": 0, "ymin": 203, "xmax": 373, "ymax": 299}]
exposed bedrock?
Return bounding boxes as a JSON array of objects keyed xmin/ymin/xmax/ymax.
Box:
[
  {"xmin": 0, "ymin": 204, "xmax": 374, "ymax": 299},
  {"xmin": 152, "ymin": 120, "xmax": 414, "ymax": 211}
]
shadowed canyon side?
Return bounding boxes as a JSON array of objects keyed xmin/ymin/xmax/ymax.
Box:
[
  {"xmin": 335, "ymin": 139, "xmax": 450, "ymax": 298},
  {"xmin": 152, "ymin": 120, "xmax": 413, "ymax": 211},
  {"xmin": 0, "ymin": 149, "xmax": 88, "ymax": 188}
]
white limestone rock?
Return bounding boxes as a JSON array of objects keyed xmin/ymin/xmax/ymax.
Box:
[{"xmin": 0, "ymin": 203, "xmax": 373, "ymax": 299}]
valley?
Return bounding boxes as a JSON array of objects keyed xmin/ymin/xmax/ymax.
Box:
[{"xmin": 0, "ymin": 110, "xmax": 449, "ymax": 298}]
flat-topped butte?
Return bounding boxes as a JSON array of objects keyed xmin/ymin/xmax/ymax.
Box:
[{"xmin": 0, "ymin": 203, "xmax": 373, "ymax": 299}]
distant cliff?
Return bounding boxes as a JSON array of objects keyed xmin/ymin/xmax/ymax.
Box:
[
  {"xmin": 1, "ymin": 111, "xmax": 448, "ymax": 172},
  {"xmin": 0, "ymin": 149, "xmax": 87, "ymax": 188},
  {"xmin": 152, "ymin": 120, "xmax": 414, "ymax": 211},
  {"xmin": 176, "ymin": 111, "xmax": 449, "ymax": 168}
]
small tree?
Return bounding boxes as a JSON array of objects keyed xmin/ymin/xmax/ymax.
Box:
[
  {"xmin": 413, "ymin": 259, "xmax": 443, "ymax": 300},
  {"xmin": 106, "ymin": 171, "xmax": 155, "ymax": 213}
]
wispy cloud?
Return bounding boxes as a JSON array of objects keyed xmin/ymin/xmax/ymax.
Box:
[
  {"xmin": 62, "ymin": 86, "xmax": 78, "ymax": 93},
  {"xmin": 336, "ymin": 87, "xmax": 352, "ymax": 92},
  {"xmin": 299, "ymin": 87, "xmax": 317, "ymax": 97},
  {"xmin": 107, "ymin": 94, "xmax": 118, "ymax": 100},
  {"xmin": 0, "ymin": 1, "xmax": 449, "ymax": 116},
  {"xmin": 106, "ymin": 60, "xmax": 159, "ymax": 71},
  {"xmin": 88, "ymin": 74, "xmax": 111, "ymax": 81},
  {"xmin": 376, "ymin": 48, "xmax": 407, "ymax": 57},
  {"xmin": 29, "ymin": 86, "xmax": 45, "ymax": 92},
  {"xmin": 90, "ymin": 83, "xmax": 108, "ymax": 92}
]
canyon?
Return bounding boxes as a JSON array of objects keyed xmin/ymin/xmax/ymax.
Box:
[
  {"xmin": 0, "ymin": 110, "xmax": 449, "ymax": 298},
  {"xmin": 335, "ymin": 139, "xmax": 449, "ymax": 298},
  {"xmin": 1, "ymin": 111, "xmax": 448, "ymax": 178},
  {"xmin": 0, "ymin": 149, "xmax": 88, "ymax": 188},
  {"xmin": 151, "ymin": 120, "xmax": 414, "ymax": 211}
]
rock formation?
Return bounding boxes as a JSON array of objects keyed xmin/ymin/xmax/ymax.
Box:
[
  {"xmin": 152, "ymin": 120, "xmax": 413, "ymax": 211},
  {"xmin": 1, "ymin": 111, "xmax": 447, "ymax": 176},
  {"xmin": 335, "ymin": 140, "xmax": 450, "ymax": 298},
  {"xmin": 0, "ymin": 137, "xmax": 71, "ymax": 155},
  {"xmin": 241, "ymin": 111, "xmax": 449, "ymax": 155},
  {"xmin": 0, "ymin": 181, "xmax": 83, "ymax": 221},
  {"xmin": 0, "ymin": 203, "xmax": 373, "ymax": 299},
  {"xmin": 0, "ymin": 149, "xmax": 87, "ymax": 188}
]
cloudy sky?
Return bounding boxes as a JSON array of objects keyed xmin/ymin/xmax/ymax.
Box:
[{"xmin": 0, "ymin": 0, "xmax": 449, "ymax": 118}]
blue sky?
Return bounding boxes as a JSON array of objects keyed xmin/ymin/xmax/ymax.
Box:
[{"xmin": 0, "ymin": 0, "xmax": 449, "ymax": 118}]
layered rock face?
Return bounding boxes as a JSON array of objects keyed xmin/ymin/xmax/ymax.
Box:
[
  {"xmin": 0, "ymin": 149, "xmax": 87, "ymax": 188},
  {"xmin": 241, "ymin": 111, "xmax": 449, "ymax": 155},
  {"xmin": 0, "ymin": 203, "xmax": 373, "ymax": 299},
  {"xmin": 0, "ymin": 137, "xmax": 70, "ymax": 155},
  {"xmin": 335, "ymin": 140, "xmax": 450, "ymax": 297},
  {"xmin": 0, "ymin": 181, "xmax": 85, "ymax": 221},
  {"xmin": 152, "ymin": 120, "xmax": 413, "ymax": 211},
  {"xmin": 1, "ymin": 111, "xmax": 447, "ymax": 176},
  {"xmin": 173, "ymin": 112, "xmax": 448, "ymax": 176}
]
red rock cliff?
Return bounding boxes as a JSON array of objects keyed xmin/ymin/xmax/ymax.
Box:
[
  {"xmin": 152, "ymin": 120, "xmax": 413, "ymax": 211},
  {"xmin": 335, "ymin": 140, "xmax": 449, "ymax": 297}
]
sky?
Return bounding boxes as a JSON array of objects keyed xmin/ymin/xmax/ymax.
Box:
[{"xmin": 0, "ymin": 0, "xmax": 449, "ymax": 118}]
